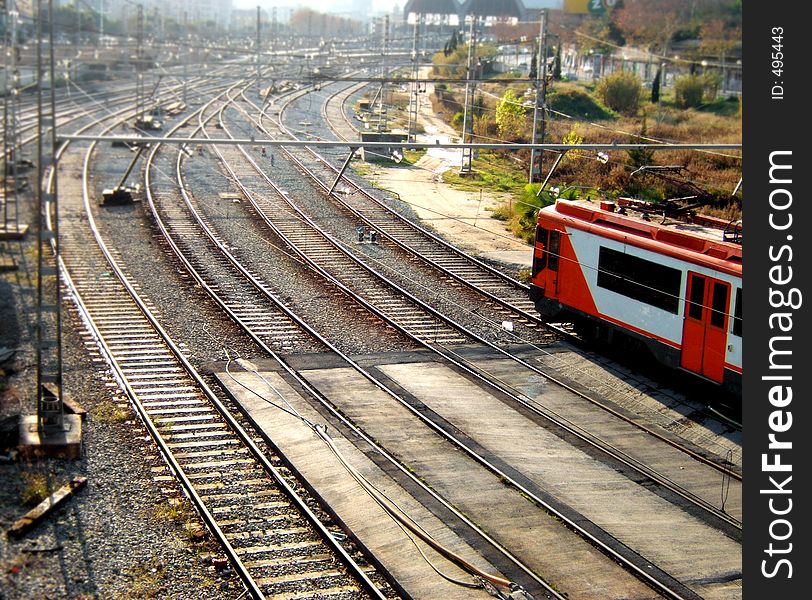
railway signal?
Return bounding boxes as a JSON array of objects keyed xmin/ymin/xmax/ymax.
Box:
[{"xmin": 18, "ymin": 0, "xmax": 83, "ymax": 458}]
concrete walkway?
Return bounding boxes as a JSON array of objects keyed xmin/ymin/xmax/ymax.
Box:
[{"xmin": 361, "ymin": 70, "xmax": 533, "ymax": 270}]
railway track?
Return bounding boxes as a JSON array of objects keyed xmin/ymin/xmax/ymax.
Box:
[
  {"xmin": 212, "ymin": 103, "xmax": 471, "ymax": 348},
  {"xmin": 279, "ymin": 84, "xmax": 545, "ymax": 329},
  {"xmin": 238, "ymin": 84, "xmax": 741, "ymax": 494},
  {"xmin": 46, "ymin": 77, "xmax": 393, "ymax": 600},
  {"xmin": 275, "ymin": 80, "xmax": 745, "ymax": 470},
  {"xmin": 169, "ymin": 85, "xmax": 743, "ymax": 599},
  {"xmin": 282, "ymin": 79, "xmax": 746, "ymax": 491},
  {"xmin": 313, "ymin": 80, "xmax": 747, "ymax": 422},
  {"xmin": 146, "ymin": 86, "xmax": 562, "ymax": 599},
  {"xmin": 18, "ymin": 67, "xmax": 742, "ymax": 599}
]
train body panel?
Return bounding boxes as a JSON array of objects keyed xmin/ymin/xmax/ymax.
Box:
[{"xmin": 531, "ymin": 200, "xmax": 742, "ymax": 394}]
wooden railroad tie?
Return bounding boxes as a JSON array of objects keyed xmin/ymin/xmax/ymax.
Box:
[{"xmin": 7, "ymin": 476, "xmax": 88, "ymax": 539}]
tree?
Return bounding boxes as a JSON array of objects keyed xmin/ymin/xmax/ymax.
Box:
[
  {"xmin": 495, "ymin": 89, "xmax": 527, "ymax": 140},
  {"xmin": 432, "ymin": 43, "xmax": 499, "ymax": 79},
  {"xmin": 700, "ymin": 17, "xmax": 740, "ymax": 93},
  {"xmin": 597, "ymin": 71, "xmax": 642, "ymax": 115},
  {"xmin": 614, "ymin": 0, "xmax": 691, "ymax": 57},
  {"xmin": 553, "ymin": 45, "xmax": 562, "ymax": 80},
  {"xmin": 473, "ymin": 94, "xmax": 486, "ymax": 119},
  {"xmin": 627, "ymin": 118, "xmax": 654, "ymax": 169},
  {"xmin": 575, "ymin": 13, "xmax": 625, "ymax": 55},
  {"xmin": 650, "ymin": 66, "xmax": 661, "ymax": 103},
  {"xmin": 562, "ymin": 125, "xmax": 584, "ymax": 162},
  {"xmin": 449, "ymin": 29, "xmax": 459, "ymax": 52}
]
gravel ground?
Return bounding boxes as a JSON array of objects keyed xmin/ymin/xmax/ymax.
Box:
[
  {"xmin": 0, "ymin": 77, "xmax": 741, "ymax": 600},
  {"xmin": 205, "ymin": 101, "xmax": 549, "ymax": 350},
  {"xmin": 1, "ymin": 152, "xmax": 244, "ymax": 600}
]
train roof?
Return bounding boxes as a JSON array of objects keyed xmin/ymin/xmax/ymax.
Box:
[{"xmin": 540, "ymin": 199, "xmax": 742, "ymax": 276}]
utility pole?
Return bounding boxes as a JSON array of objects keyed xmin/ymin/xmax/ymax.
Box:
[
  {"xmin": 529, "ymin": 9, "xmax": 548, "ymax": 183},
  {"xmin": 182, "ymin": 11, "xmax": 188, "ymax": 104},
  {"xmin": 136, "ymin": 3, "xmax": 144, "ymax": 122},
  {"xmin": 256, "ymin": 5, "xmax": 261, "ymax": 94},
  {"xmin": 407, "ymin": 13, "xmax": 422, "ymax": 143},
  {"xmin": 36, "ymin": 0, "xmax": 62, "ymax": 432},
  {"xmin": 2, "ymin": 0, "xmax": 25, "ymax": 238},
  {"xmin": 23, "ymin": 0, "xmax": 83, "ymax": 455},
  {"xmin": 460, "ymin": 16, "xmax": 476, "ymax": 175},
  {"xmin": 75, "ymin": 1, "xmax": 81, "ymax": 48},
  {"xmin": 379, "ymin": 14, "xmax": 389, "ymax": 131},
  {"xmin": 271, "ymin": 6, "xmax": 277, "ymax": 55}
]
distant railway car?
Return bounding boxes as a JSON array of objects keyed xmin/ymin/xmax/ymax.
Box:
[{"xmin": 530, "ymin": 199, "xmax": 742, "ymax": 394}]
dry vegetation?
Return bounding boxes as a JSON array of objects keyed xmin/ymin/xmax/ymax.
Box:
[{"xmin": 427, "ymin": 76, "xmax": 742, "ymax": 231}]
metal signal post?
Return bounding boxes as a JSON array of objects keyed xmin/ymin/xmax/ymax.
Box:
[{"xmin": 529, "ymin": 9, "xmax": 548, "ymax": 183}]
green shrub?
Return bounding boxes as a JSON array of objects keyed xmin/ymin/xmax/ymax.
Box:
[
  {"xmin": 452, "ymin": 111, "xmax": 464, "ymax": 128},
  {"xmin": 674, "ymin": 74, "xmax": 705, "ymax": 108},
  {"xmin": 549, "ymin": 88, "xmax": 615, "ymax": 120},
  {"xmin": 596, "ymin": 72, "xmax": 642, "ymax": 115},
  {"xmin": 512, "ymin": 184, "xmax": 556, "ymax": 242}
]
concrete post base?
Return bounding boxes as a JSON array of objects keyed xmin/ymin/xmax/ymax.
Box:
[{"xmin": 18, "ymin": 414, "xmax": 83, "ymax": 459}]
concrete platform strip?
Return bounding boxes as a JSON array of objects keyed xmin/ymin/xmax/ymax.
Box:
[
  {"xmin": 373, "ymin": 360, "xmax": 742, "ymax": 600},
  {"xmin": 216, "ymin": 368, "xmax": 503, "ymax": 600}
]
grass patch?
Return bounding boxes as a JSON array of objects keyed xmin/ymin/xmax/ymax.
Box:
[
  {"xmin": 121, "ymin": 558, "xmax": 162, "ymax": 598},
  {"xmin": 154, "ymin": 500, "xmax": 190, "ymax": 524},
  {"xmin": 155, "ymin": 498, "xmax": 210, "ymax": 543},
  {"xmin": 91, "ymin": 402, "xmax": 130, "ymax": 424},
  {"xmin": 20, "ymin": 472, "xmax": 49, "ymax": 507},
  {"xmin": 442, "ymin": 151, "xmax": 529, "ymax": 195},
  {"xmin": 350, "ymin": 161, "xmax": 373, "ymax": 177},
  {"xmin": 404, "ymin": 148, "xmax": 426, "ymax": 164},
  {"xmin": 696, "ymin": 96, "xmax": 741, "ymax": 117},
  {"xmin": 377, "ymin": 148, "xmax": 428, "ymax": 169}
]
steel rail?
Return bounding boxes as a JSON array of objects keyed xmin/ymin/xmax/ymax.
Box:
[
  {"xmin": 144, "ymin": 84, "xmax": 390, "ymax": 600},
  {"xmin": 153, "ymin": 85, "xmax": 564, "ymax": 599},
  {"xmin": 288, "ymin": 79, "xmax": 745, "ymax": 478},
  {"xmin": 264, "ymin": 84, "xmax": 741, "ymax": 504},
  {"xmin": 205, "ymin": 89, "xmax": 712, "ymax": 600},
  {"xmin": 42, "ymin": 68, "xmax": 315, "ymax": 594},
  {"xmin": 183, "ymin": 89, "xmax": 569, "ymax": 598},
  {"xmin": 48, "ymin": 78, "xmax": 268, "ymax": 599},
  {"xmin": 258, "ymin": 88, "xmax": 745, "ymax": 531}
]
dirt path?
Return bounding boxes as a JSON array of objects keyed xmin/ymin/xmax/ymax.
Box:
[{"xmin": 362, "ymin": 71, "xmax": 533, "ymax": 269}]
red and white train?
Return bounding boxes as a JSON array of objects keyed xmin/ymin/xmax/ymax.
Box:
[{"xmin": 530, "ymin": 198, "xmax": 742, "ymax": 395}]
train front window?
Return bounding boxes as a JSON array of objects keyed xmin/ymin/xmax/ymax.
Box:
[
  {"xmin": 687, "ymin": 276, "xmax": 705, "ymax": 320},
  {"xmin": 548, "ymin": 231, "xmax": 561, "ymax": 272},
  {"xmin": 710, "ymin": 282, "xmax": 729, "ymax": 328},
  {"xmin": 732, "ymin": 288, "xmax": 742, "ymax": 337}
]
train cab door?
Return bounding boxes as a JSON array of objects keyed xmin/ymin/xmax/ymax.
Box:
[
  {"xmin": 532, "ymin": 226, "xmax": 561, "ymax": 295},
  {"xmin": 680, "ymin": 272, "xmax": 731, "ymax": 383}
]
